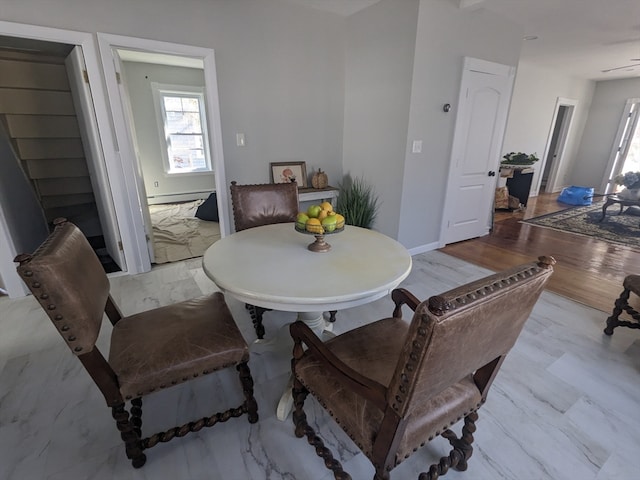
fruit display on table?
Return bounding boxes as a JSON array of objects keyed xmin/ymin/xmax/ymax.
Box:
[
  {"xmin": 295, "ymin": 202, "xmax": 345, "ymax": 252},
  {"xmin": 295, "ymin": 201, "xmax": 345, "ymax": 235}
]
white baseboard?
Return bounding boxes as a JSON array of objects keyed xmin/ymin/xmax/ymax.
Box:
[{"xmin": 408, "ymin": 242, "xmax": 440, "ymax": 256}]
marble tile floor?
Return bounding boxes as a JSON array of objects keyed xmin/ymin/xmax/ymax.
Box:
[{"xmin": 1, "ymin": 251, "xmax": 639, "ymax": 480}]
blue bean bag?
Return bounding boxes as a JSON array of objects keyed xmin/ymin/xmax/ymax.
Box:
[{"xmin": 557, "ymin": 186, "xmax": 594, "ymax": 206}]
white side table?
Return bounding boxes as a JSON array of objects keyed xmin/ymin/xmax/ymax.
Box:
[{"xmin": 298, "ymin": 186, "xmax": 339, "ymax": 207}]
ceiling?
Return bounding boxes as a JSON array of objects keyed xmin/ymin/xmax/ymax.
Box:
[
  {"xmin": 290, "ymin": 0, "xmax": 640, "ymax": 81},
  {"xmin": 481, "ymin": 0, "xmax": 640, "ymax": 81},
  {"xmin": 2, "ymin": 1, "xmax": 639, "ymax": 81}
]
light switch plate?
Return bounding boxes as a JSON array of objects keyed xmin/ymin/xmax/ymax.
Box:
[{"xmin": 412, "ymin": 140, "xmax": 422, "ymax": 153}]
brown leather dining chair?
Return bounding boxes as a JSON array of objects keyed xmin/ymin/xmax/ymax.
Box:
[
  {"xmin": 290, "ymin": 256, "xmax": 555, "ymax": 480},
  {"xmin": 230, "ymin": 180, "xmax": 299, "ymax": 233},
  {"xmin": 604, "ymin": 274, "xmax": 640, "ymax": 335},
  {"xmin": 230, "ymin": 181, "xmax": 299, "ymax": 339},
  {"xmin": 14, "ymin": 218, "xmax": 258, "ymax": 468}
]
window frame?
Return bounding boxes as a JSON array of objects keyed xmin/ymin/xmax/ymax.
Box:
[{"xmin": 151, "ymin": 82, "xmax": 213, "ymax": 176}]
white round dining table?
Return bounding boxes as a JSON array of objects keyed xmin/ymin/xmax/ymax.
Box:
[
  {"xmin": 202, "ymin": 223, "xmax": 412, "ymax": 315},
  {"xmin": 202, "ymin": 223, "xmax": 412, "ymax": 419}
]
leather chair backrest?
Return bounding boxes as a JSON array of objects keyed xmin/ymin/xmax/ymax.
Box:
[
  {"xmin": 230, "ymin": 181, "xmax": 299, "ymax": 232},
  {"xmin": 15, "ymin": 220, "xmax": 110, "ymax": 356},
  {"xmin": 387, "ymin": 260, "xmax": 553, "ymax": 418}
]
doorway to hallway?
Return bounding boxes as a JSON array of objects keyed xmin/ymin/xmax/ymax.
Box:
[{"xmin": 538, "ymin": 98, "xmax": 576, "ymax": 194}]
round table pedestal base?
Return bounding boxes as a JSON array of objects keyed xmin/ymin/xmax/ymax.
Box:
[
  {"xmin": 307, "ymin": 234, "xmax": 331, "ymax": 252},
  {"xmin": 251, "ymin": 311, "xmax": 330, "ymax": 354}
]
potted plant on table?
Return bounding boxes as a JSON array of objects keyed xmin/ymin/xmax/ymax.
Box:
[{"xmin": 500, "ymin": 152, "xmax": 539, "ymax": 166}]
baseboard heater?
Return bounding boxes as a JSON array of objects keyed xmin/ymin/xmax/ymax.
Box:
[{"xmin": 146, "ymin": 191, "xmax": 214, "ymax": 205}]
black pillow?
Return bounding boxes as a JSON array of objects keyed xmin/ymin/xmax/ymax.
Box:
[{"xmin": 195, "ymin": 192, "xmax": 219, "ymax": 222}]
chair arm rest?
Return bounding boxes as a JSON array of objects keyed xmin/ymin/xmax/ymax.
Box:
[
  {"xmin": 290, "ymin": 321, "xmax": 387, "ymax": 410},
  {"xmin": 392, "ymin": 288, "xmax": 420, "ymax": 318}
]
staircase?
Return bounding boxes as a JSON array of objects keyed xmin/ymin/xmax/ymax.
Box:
[{"xmin": 0, "ymin": 49, "xmax": 101, "ymax": 237}]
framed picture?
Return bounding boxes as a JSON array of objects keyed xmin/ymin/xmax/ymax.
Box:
[{"xmin": 270, "ymin": 161, "xmax": 307, "ymax": 187}]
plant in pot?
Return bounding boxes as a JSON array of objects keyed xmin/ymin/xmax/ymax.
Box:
[
  {"xmin": 336, "ymin": 175, "xmax": 380, "ymax": 229},
  {"xmin": 501, "ymin": 152, "xmax": 539, "ymax": 166}
]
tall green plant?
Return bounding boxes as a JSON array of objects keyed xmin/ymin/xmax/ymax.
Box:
[{"xmin": 336, "ymin": 176, "xmax": 380, "ymax": 229}]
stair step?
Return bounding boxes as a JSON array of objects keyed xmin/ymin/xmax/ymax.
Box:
[
  {"xmin": 17, "ymin": 138, "xmax": 84, "ymax": 160},
  {"xmin": 5, "ymin": 114, "xmax": 80, "ymax": 138},
  {"xmin": 0, "ymin": 88, "xmax": 75, "ymax": 115},
  {"xmin": 36, "ymin": 177, "xmax": 93, "ymax": 196},
  {"xmin": 26, "ymin": 158, "xmax": 89, "ymax": 179},
  {"xmin": 44, "ymin": 203, "xmax": 103, "ymax": 238},
  {"xmin": 40, "ymin": 192, "xmax": 95, "ymax": 209},
  {"xmin": 0, "ymin": 58, "xmax": 70, "ymax": 90},
  {"xmin": 44, "ymin": 202, "xmax": 96, "ymax": 222}
]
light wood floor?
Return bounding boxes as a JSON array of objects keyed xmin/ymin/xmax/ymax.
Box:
[{"xmin": 440, "ymin": 192, "xmax": 640, "ymax": 313}]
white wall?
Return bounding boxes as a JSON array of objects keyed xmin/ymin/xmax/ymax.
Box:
[
  {"xmin": 122, "ymin": 61, "xmax": 214, "ymax": 198},
  {"xmin": 397, "ymin": 0, "xmax": 523, "ymax": 249},
  {"xmin": 343, "ymin": 0, "xmax": 420, "ymax": 237},
  {"xmin": 502, "ymin": 61, "xmax": 595, "ymax": 194},
  {"xmin": 1, "ymin": 0, "xmax": 346, "ymax": 201},
  {"xmin": 570, "ymin": 77, "xmax": 640, "ymax": 191}
]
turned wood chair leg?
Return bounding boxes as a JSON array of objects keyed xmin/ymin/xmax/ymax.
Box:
[
  {"xmin": 374, "ymin": 469, "xmax": 391, "ymax": 480},
  {"xmin": 418, "ymin": 411, "xmax": 478, "ymax": 479},
  {"xmin": 130, "ymin": 398, "xmax": 143, "ymax": 438},
  {"xmin": 248, "ymin": 305, "xmax": 268, "ymax": 339},
  {"xmin": 292, "ymin": 378, "xmax": 309, "ymax": 438},
  {"xmin": 604, "ymin": 283, "xmax": 640, "ymax": 334},
  {"xmin": 112, "ymin": 403, "xmax": 146, "ymax": 468},
  {"xmin": 604, "ymin": 287, "xmax": 630, "ymax": 335},
  {"xmin": 237, "ymin": 362, "xmax": 259, "ymax": 423},
  {"xmin": 292, "ymin": 378, "xmax": 351, "ymax": 479}
]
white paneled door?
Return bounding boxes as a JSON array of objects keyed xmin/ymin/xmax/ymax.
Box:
[
  {"xmin": 66, "ymin": 47, "xmax": 126, "ymax": 271},
  {"xmin": 440, "ymin": 58, "xmax": 515, "ymax": 246}
]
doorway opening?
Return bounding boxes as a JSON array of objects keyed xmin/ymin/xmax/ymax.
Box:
[
  {"xmin": 602, "ymin": 98, "xmax": 640, "ymax": 194},
  {"xmin": 0, "ymin": 35, "xmax": 121, "ymax": 273},
  {"xmin": 537, "ymin": 98, "xmax": 576, "ymax": 194},
  {"xmin": 97, "ymin": 33, "xmax": 229, "ymax": 272},
  {"xmin": 111, "ymin": 49, "xmax": 219, "ymax": 265}
]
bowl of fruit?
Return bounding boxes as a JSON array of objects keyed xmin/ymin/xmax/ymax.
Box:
[{"xmin": 295, "ymin": 201, "xmax": 345, "ymax": 252}]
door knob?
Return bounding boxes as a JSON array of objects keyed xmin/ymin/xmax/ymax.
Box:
[{"xmin": 488, "ymin": 171, "xmax": 496, "ymax": 177}]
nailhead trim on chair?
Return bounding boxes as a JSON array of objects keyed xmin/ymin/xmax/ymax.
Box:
[
  {"xmin": 395, "ymin": 400, "xmax": 486, "ymax": 467},
  {"xmin": 392, "ymin": 314, "xmax": 430, "ymax": 413},
  {"xmin": 20, "ymin": 271, "xmax": 84, "ymax": 355},
  {"xmin": 391, "ymin": 262, "xmax": 549, "ymax": 412},
  {"xmin": 299, "ymin": 369, "xmax": 487, "ymax": 466},
  {"xmin": 21, "ymin": 260, "xmax": 249, "ymax": 393},
  {"xmin": 428, "ymin": 265, "xmax": 542, "ymax": 316},
  {"xmin": 124, "ymin": 361, "xmax": 244, "ymax": 400},
  {"xmin": 298, "ymin": 380, "xmax": 375, "ymax": 457},
  {"xmin": 15, "ymin": 255, "xmax": 83, "ymax": 352}
]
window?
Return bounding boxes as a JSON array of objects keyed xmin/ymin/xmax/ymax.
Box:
[{"xmin": 152, "ymin": 83, "xmax": 212, "ymax": 174}]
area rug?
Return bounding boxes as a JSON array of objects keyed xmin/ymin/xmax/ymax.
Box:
[{"xmin": 521, "ymin": 202, "xmax": 640, "ymax": 249}]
